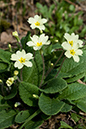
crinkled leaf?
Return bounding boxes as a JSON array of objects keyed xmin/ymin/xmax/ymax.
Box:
[
  {"xmin": 0, "ymin": 95, "xmax": 10, "ymax": 111},
  {"xmin": 19, "ymin": 81, "xmax": 39, "ymax": 106},
  {"xmin": 71, "ymin": 113, "xmax": 80, "ymax": 123},
  {"xmin": 66, "ymin": 72, "xmax": 85, "ymax": 83},
  {"xmin": 4, "ymin": 85, "xmax": 17, "ymax": 100},
  {"xmin": 59, "ymin": 121, "xmax": 73, "ymax": 129},
  {"xmin": 61, "ymin": 103, "xmax": 72, "ymax": 112},
  {"xmin": 25, "ymin": 119, "xmax": 44, "ymax": 129},
  {"xmin": 0, "ymin": 62, "xmax": 8, "ymax": 73},
  {"xmin": 0, "ymin": 104, "xmax": 10, "ymax": 111},
  {"xmin": 22, "ymin": 61, "xmax": 38, "ymax": 86},
  {"xmin": 58, "ymin": 83, "xmax": 86, "ymax": 101},
  {"xmin": 38, "ymin": 93, "xmax": 64, "ymax": 115},
  {"xmin": 61, "ymin": 50, "xmax": 86, "ymax": 76},
  {"xmin": 15, "ymin": 110, "xmax": 30, "ymax": 123},
  {"xmin": 40, "ymin": 78, "xmax": 67, "ymax": 94},
  {"xmin": 35, "ymin": 53, "xmax": 43, "ymax": 85},
  {"xmin": 0, "ymin": 110, "xmax": 16, "ymax": 129},
  {"xmin": 0, "ymin": 49, "xmax": 11, "ymax": 64},
  {"xmin": 74, "ymin": 97, "xmax": 86, "ymax": 112}
]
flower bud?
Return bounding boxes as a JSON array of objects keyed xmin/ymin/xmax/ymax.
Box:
[
  {"xmin": 14, "ymin": 102, "xmax": 21, "ymax": 107},
  {"xmin": 12, "ymin": 31, "xmax": 20, "ymax": 42},
  {"xmin": 12, "ymin": 31, "xmax": 18, "ymax": 37},
  {"xmin": 33, "ymin": 94, "xmax": 39, "ymax": 99},
  {"xmin": 14, "ymin": 70, "xmax": 19, "ymax": 76},
  {"xmin": 6, "ymin": 77, "xmax": 14, "ymax": 87},
  {"xmin": 0, "ymin": 79, "xmax": 3, "ymax": 83}
]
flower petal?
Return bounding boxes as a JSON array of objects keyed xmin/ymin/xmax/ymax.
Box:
[
  {"xmin": 24, "ymin": 61, "xmax": 33, "ymax": 67},
  {"xmin": 27, "ymin": 41, "xmax": 35, "ymax": 47},
  {"xmin": 73, "ymin": 55, "xmax": 79, "ymax": 62},
  {"xmin": 28, "ymin": 17, "xmax": 35, "ymax": 23},
  {"xmin": 25, "ymin": 53, "xmax": 33, "ymax": 60},
  {"xmin": 14, "ymin": 61, "xmax": 23, "ymax": 69},
  {"xmin": 42, "ymin": 18, "xmax": 48, "ymax": 23},
  {"xmin": 64, "ymin": 33, "xmax": 70, "ymax": 41},
  {"xmin": 61, "ymin": 42, "xmax": 71, "ymax": 50},
  {"xmin": 65, "ymin": 51, "xmax": 72, "ymax": 58},
  {"xmin": 38, "ymin": 25, "xmax": 45, "ymax": 30},
  {"xmin": 76, "ymin": 49, "xmax": 83, "ymax": 56},
  {"xmin": 11, "ymin": 54, "xmax": 19, "ymax": 61}
]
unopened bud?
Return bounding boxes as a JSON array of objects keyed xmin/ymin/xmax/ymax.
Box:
[
  {"xmin": 0, "ymin": 79, "xmax": 3, "ymax": 83},
  {"xmin": 55, "ymin": 40, "xmax": 58, "ymax": 42},
  {"xmin": 14, "ymin": 70, "xmax": 19, "ymax": 76},
  {"xmin": 12, "ymin": 31, "xmax": 18, "ymax": 37},
  {"xmin": 6, "ymin": 77, "xmax": 14, "ymax": 87},
  {"xmin": 8, "ymin": 44, "xmax": 12, "ymax": 52},
  {"xmin": 14, "ymin": 102, "xmax": 21, "ymax": 107},
  {"xmin": 33, "ymin": 94, "xmax": 39, "ymax": 99},
  {"xmin": 51, "ymin": 63, "xmax": 53, "ymax": 66},
  {"xmin": 12, "ymin": 31, "xmax": 20, "ymax": 42}
]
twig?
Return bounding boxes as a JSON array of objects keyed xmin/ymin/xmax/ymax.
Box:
[
  {"xmin": 77, "ymin": 79, "xmax": 86, "ymax": 85},
  {"xmin": 45, "ymin": 51, "xmax": 64, "ymax": 78},
  {"xmin": 64, "ymin": 0, "xmax": 76, "ymax": 7}
]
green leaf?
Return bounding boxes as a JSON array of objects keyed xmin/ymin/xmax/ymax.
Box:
[
  {"xmin": 35, "ymin": 53, "xmax": 43, "ymax": 85},
  {"xmin": 52, "ymin": 43, "xmax": 62, "ymax": 50},
  {"xmin": 21, "ymin": 31, "xmax": 31, "ymax": 50},
  {"xmin": 59, "ymin": 121, "xmax": 73, "ymax": 129},
  {"xmin": 42, "ymin": 45, "xmax": 52, "ymax": 56},
  {"xmin": 15, "ymin": 110, "xmax": 30, "ymax": 123},
  {"xmin": 71, "ymin": 113, "xmax": 80, "ymax": 123},
  {"xmin": 0, "ymin": 49, "xmax": 11, "ymax": 64},
  {"xmin": 61, "ymin": 50, "xmax": 86, "ymax": 76},
  {"xmin": 0, "ymin": 62, "xmax": 8, "ymax": 72},
  {"xmin": 66, "ymin": 72, "xmax": 85, "ymax": 83},
  {"xmin": 40, "ymin": 78, "xmax": 67, "ymax": 94},
  {"xmin": 19, "ymin": 109, "xmax": 41, "ymax": 129},
  {"xmin": 61, "ymin": 103, "xmax": 72, "ymax": 112},
  {"xmin": 0, "ymin": 104, "xmax": 10, "ymax": 111},
  {"xmin": 74, "ymin": 97, "xmax": 86, "ymax": 112},
  {"xmin": 25, "ymin": 119, "xmax": 44, "ymax": 129},
  {"xmin": 0, "ymin": 110, "xmax": 16, "ymax": 129},
  {"xmin": 4, "ymin": 85, "xmax": 17, "ymax": 100},
  {"xmin": 19, "ymin": 81, "xmax": 39, "ymax": 106},
  {"xmin": 38, "ymin": 93, "xmax": 64, "ymax": 115},
  {"xmin": 58, "ymin": 83, "xmax": 86, "ymax": 101},
  {"xmin": 0, "ymin": 95, "xmax": 3, "ymax": 103},
  {"xmin": 0, "ymin": 95, "xmax": 10, "ymax": 111},
  {"xmin": 22, "ymin": 61, "xmax": 38, "ymax": 86}
]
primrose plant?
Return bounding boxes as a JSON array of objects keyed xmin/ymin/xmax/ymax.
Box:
[{"xmin": 0, "ymin": 14, "xmax": 86, "ymax": 129}]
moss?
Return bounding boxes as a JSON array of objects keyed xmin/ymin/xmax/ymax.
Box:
[{"xmin": 0, "ymin": 19, "xmax": 11, "ymax": 33}]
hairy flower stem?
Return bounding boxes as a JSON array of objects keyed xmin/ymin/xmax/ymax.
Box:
[
  {"xmin": 55, "ymin": 57, "xmax": 66, "ymax": 78},
  {"xmin": 18, "ymin": 40, "xmax": 22, "ymax": 49},
  {"xmin": 45, "ymin": 51, "xmax": 64, "ymax": 78},
  {"xmin": 20, "ymin": 68, "xmax": 23, "ymax": 81},
  {"xmin": 39, "ymin": 53, "xmax": 45, "ymax": 88}
]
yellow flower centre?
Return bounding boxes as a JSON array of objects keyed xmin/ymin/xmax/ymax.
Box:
[
  {"xmin": 35, "ymin": 21, "xmax": 40, "ymax": 26},
  {"xmin": 36, "ymin": 42, "xmax": 42, "ymax": 47},
  {"xmin": 69, "ymin": 41, "xmax": 73, "ymax": 46},
  {"xmin": 19, "ymin": 57, "xmax": 26, "ymax": 63},
  {"xmin": 70, "ymin": 49, "xmax": 75, "ymax": 55}
]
